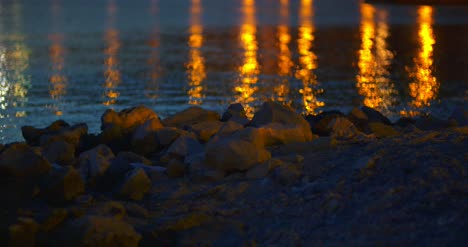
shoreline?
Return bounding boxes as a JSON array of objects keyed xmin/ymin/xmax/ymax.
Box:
[{"xmin": 1, "ymin": 102, "xmax": 466, "ymax": 245}]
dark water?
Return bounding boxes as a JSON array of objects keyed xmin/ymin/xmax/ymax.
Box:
[{"xmin": 0, "ymin": 0, "xmax": 467, "ymax": 142}]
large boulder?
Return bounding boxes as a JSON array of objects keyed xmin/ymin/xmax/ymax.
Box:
[
  {"xmin": 42, "ymin": 140, "xmax": 76, "ymax": 166},
  {"xmin": 60, "ymin": 216, "xmax": 141, "ymax": 247},
  {"xmin": 162, "ymin": 106, "xmax": 220, "ymax": 128},
  {"xmin": 188, "ymin": 121, "xmax": 224, "ymax": 142},
  {"xmin": 130, "ymin": 119, "xmax": 163, "ymax": 155},
  {"xmin": 328, "ymin": 117, "xmax": 373, "ymax": 145},
  {"xmin": 165, "ymin": 136, "xmax": 204, "ymax": 160},
  {"xmin": 116, "ymin": 168, "xmax": 151, "ymax": 200},
  {"xmin": 39, "ymin": 123, "xmax": 88, "ymax": 148},
  {"xmin": 221, "ymin": 103, "xmax": 249, "ymax": 124},
  {"xmin": 101, "ymin": 105, "xmax": 160, "ymax": 132},
  {"xmin": 305, "ymin": 110, "xmax": 345, "ymax": 136},
  {"xmin": 205, "ymin": 128, "xmax": 271, "ymax": 172},
  {"xmin": 0, "ymin": 143, "xmax": 51, "ymax": 178},
  {"xmin": 21, "ymin": 120, "xmax": 70, "ymax": 146},
  {"xmin": 40, "ymin": 165, "xmax": 85, "ymax": 203},
  {"xmin": 250, "ymin": 101, "xmax": 313, "ymax": 145},
  {"xmin": 78, "ymin": 144, "xmax": 115, "ymax": 184}
]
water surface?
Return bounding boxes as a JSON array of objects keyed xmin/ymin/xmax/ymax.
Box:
[{"xmin": 1, "ymin": 0, "xmax": 467, "ymax": 142}]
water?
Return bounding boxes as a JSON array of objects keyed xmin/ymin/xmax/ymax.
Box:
[{"xmin": 0, "ymin": 0, "xmax": 467, "ymax": 142}]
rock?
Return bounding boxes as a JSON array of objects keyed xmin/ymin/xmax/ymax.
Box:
[
  {"xmin": 166, "ymin": 159, "xmax": 186, "ymax": 178},
  {"xmin": 38, "ymin": 208, "xmax": 69, "ymax": 232},
  {"xmin": 369, "ymin": 122, "xmax": 400, "ymax": 138},
  {"xmin": 394, "ymin": 117, "xmax": 416, "ymax": 127},
  {"xmin": 130, "ymin": 119, "xmax": 163, "ymax": 155},
  {"xmin": 250, "ymin": 101, "xmax": 313, "ymax": 145},
  {"xmin": 347, "ymin": 107, "xmax": 369, "ymax": 132},
  {"xmin": 190, "ymin": 168, "xmax": 225, "ymax": 183},
  {"xmin": 414, "ymin": 115, "xmax": 457, "ymax": 131},
  {"xmin": 361, "ymin": 106, "xmax": 391, "ymax": 125},
  {"xmin": 166, "ymin": 136, "xmax": 204, "ymax": 159},
  {"xmin": 246, "ymin": 161, "xmax": 270, "ymax": 179},
  {"xmin": 78, "ymin": 144, "xmax": 114, "ymax": 184},
  {"xmin": 62, "ymin": 216, "xmax": 141, "ymax": 247},
  {"xmin": 221, "ymin": 103, "xmax": 246, "ymax": 120},
  {"xmin": 205, "ymin": 128, "xmax": 271, "ymax": 172},
  {"xmin": 155, "ymin": 127, "xmax": 195, "ymax": 148},
  {"xmin": 117, "ymin": 168, "xmax": 151, "ymax": 200},
  {"xmin": 21, "ymin": 120, "xmax": 70, "ymax": 146},
  {"xmin": 125, "ymin": 203, "xmax": 150, "ymax": 218},
  {"xmin": 273, "ymin": 165, "xmax": 302, "ymax": 185},
  {"xmin": 328, "ymin": 117, "xmax": 373, "ymax": 145},
  {"xmin": 305, "ymin": 110, "xmax": 345, "ymax": 136},
  {"xmin": 188, "ymin": 121, "xmax": 224, "ymax": 142},
  {"xmin": 8, "ymin": 217, "xmax": 39, "ymax": 247},
  {"xmin": 449, "ymin": 105, "xmax": 467, "ymax": 126},
  {"xmin": 215, "ymin": 121, "xmax": 244, "ymax": 137},
  {"xmin": 130, "ymin": 163, "xmax": 167, "ymax": 181},
  {"xmin": 0, "ymin": 143, "xmax": 51, "ymax": 178},
  {"xmin": 162, "ymin": 106, "xmax": 220, "ymax": 128},
  {"xmin": 115, "ymin": 152, "xmax": 152, "ymax": 166},
  {"xmin": 40, "ymin": 165, "xmax": 85, "ymax": 203},
  {"xmin": 101, "ymin": 105, "xmax": 160, "ymax": 133},
  {"xmin": 221, "ymin": 103, "xmax": 249, "ymax": 125},
  {"xmin": 42, "ymin": 140, "xmax": 76, "ymax": 166},
  {"xmin": 39, "ymin": 123, "xmax": 88, "ymax": 148}
]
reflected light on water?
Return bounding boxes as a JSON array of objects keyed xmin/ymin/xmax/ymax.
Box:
[
  {"xmin": 357, "ymin": 3, "xmax": 395, "ymax": 112},
  {"xmin": 48, "ymin": 1, "xmax": 67, "ymax": 116},
  {"xmin": 403, "ymin": 6, "xmax": 438, "ymax": 116},
  {"xmin": 103, "ymin": 0, "xmax": 121, "ymax": 106},
  {"xmin": 275, "ymin": 0, "xmax": 293, "ymax": 104},
  {"xmin": 236, "ymin": 0, "xmax": 259, "ymax": 118},
  {"xmin": 187, "ymin": 0, "xmax": 206, "ymax": 105},
  {"xmin": 296, "ymin": 0, "xmax": 323, "ymax": 115},
  {"xmin": 146, "ymin": 0, "xmax": 161, "ymax": 99}
]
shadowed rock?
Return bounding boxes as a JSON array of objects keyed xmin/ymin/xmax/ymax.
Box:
[
  {"xmin": 162, "ymin": 106, "xmax": 220, "ymax": 128},
  {"xmin": 449, "ymin": 105, "xmax": 467, "ymax": 126},
  {"xmin": 250, "ymin": 101, "xmax": 313, "ymax": 145},
  {"xmin": 8, "ymin": 218, "xmax": 39, "ymax": 247},
  {"xmin": 205, "ymin": 127, "xmax": 271, "ymax": 172},
  {"xmin": 328, "ymin": 117, "xmax": 374, "ymax": 145},
  {"xmin": 40, "ymin": 165, "xmax": 84, "ymax": 203},
  {"xmin": 305, "ymin": 110, "xmax": 345, "ymax": 136},
  {"xmin": 42, "ymin": 141, "xmax": 76, "ymax": 166},
  {"xmin": 39, "ymin": 123, "xmax": 88, "ymax": 148},
  {"xmin": 0, "ymin": 143, "xmax": 51, "ymax": 178},
  {"xmin": 78, "ymin": 144, "xmax": 115, "ymax": 184},
  {"xmin": 130, "ymin": 118, "xmax": 164, "ymax": 154},
  {"xmin": 369, "ymin": 122, "xmax": 400, "ymax": 138},
  {"xmin": 188, "ymin": 120, "xmax": 224, "ymax": 142},
  {"xmin": 166, "ymin": 136, "xmax": 204, "ymax": 160},
  {"xmin": 116, "ymin": 168, "xmax": 151, "ymax": 200},
  {"xmin": 21, "ymin": 120, "xmax": 70, "ymax": 146},
  {"xmin": 221, "ymin": 103, "xmax": 249, "ymax": 124},
  {"xmin": 60, "ymin": 216, "xmax": 141, "ymax": 247}
]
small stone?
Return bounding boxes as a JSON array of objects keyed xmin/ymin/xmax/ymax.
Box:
[
  {"xmin": 117, "ymin": 168, "xmax": 151, "ymax": 200},
  {"xmin": 162, "ymin": 106, "xmax": 220, "ymax": 128},
  {"xmin": 78, "ymin": 144, "xmax": 115, "ymax": 184},
  {"xmin": 166, "ymin": 159, "xmax": 186, "ymax": 178}
]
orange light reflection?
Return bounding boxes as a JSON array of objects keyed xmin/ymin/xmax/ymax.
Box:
[
  {"xmin": 402, "ymin": 6, "xmax": 438, "ymax": 116},
  {"xmin": 146, "ymin": 0, "xmax": 161, "ymax": 99},
  {"xmin": 296, "ymin": 0, "xmax": 323, "ymax": 115},
  {"xmin": 103, "ymin": 0, "xmax": 121, "ymax": 106},
  {"xmin": 357, "ymin": 3, "xmax": 395, "ymax": 113},
  {"xmin": 236, "ymin": 0, "xmax": 259, "ymax": 118},
  {"xmin": 187, "ymin": 0, "xmax": 206, "ymax": 105},
  {"xmin": 275, "ymin": 0, "xmax": 293, "ymax": 105}
]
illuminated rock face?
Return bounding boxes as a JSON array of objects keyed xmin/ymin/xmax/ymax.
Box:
[
  {"xmin": 0, "ymin": 143, "xmax": 51, "ymax": 178},
  {"xmin": 161, "ymin": 106, "xmax": 220, "ymax": 128},
  {"xmin": 101, "ymin": 105, "xmax": 161, "ymax": 133}
]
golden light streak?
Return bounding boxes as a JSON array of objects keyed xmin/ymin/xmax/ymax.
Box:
[
  {"xmin": 103, "ymin": 0, "xmax": 121, "ymax": 106},
  {"xmin": 356, "ymin": 3, "xmax": 395, "ymax": 112},
  {"xmin": 274, "ymin": 0, "xmax": 293, "ymax": 104},
  {"xmin": 296, "ymin": 0, "xmax": 323, "ymax": 115},
  {"xmin": 186, "ymin": 0, "xmax": 206, "ymax": 105},
  {"xmin": 403, "ymin": 6, "xmax": 438, "ymax": 116},
  {"xmin": 236, "ymin": 0, "xmax": 259, "ymax": 118}
]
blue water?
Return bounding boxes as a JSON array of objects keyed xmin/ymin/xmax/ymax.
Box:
[{"xmin": 0, "ymin": 0, "xmax": 467, "ymax": 142}]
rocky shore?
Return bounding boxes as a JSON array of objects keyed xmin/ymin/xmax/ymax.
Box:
[{"xmin": 0, "ymin": 102, "xmax": 466, "ymax": 246}]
